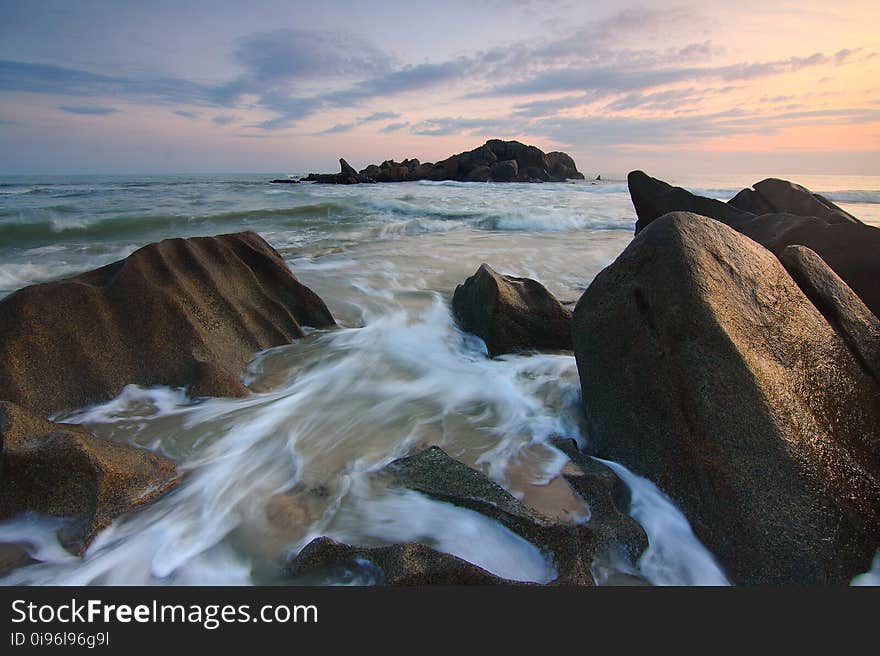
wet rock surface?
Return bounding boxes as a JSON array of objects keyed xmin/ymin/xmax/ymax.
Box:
[
  {"xmin": 286, "ymin": 537, "xmax": 514, "ymax": 585},
  {"xmin": 572, "ymin": 212, "xmax": 880, "ymax": 584},
  {"xmin": 627, "ymin": 170, "xmax": 880, "ymax": 318},
  {"xmin": 286, "ymin": 446, "xmax": 648, "ymax": 586},
  {"xmin": 0, "ymin": 401, "xmax": 181, "ymax": 554},
  {"xmin": 0, "ymin": 231, "xmax": 335, "ymax": 416},
  {"xmin": 452, "ymin": 263, "xmax": 572, "ymax": 356}
]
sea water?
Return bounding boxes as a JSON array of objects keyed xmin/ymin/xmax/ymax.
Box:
[{"xmin": 1, "ymin": 173, "xmax": 878, "ymax": 585}]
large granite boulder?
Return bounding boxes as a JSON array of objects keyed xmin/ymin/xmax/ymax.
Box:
[
  {"xmin": 729, "ymin": 178, "xmax": 860, "ymax": 224},
  {"xmin": 779, "ymin": 245, "xmax": 880, "ymax": 382},
  {"xmin": 0, "ymin": 401, "xmax": 180, "ymax": 553},
  {"xmin": 0, "ymin": 231, "xmax": 335, "ymax": 416},
  {"xmin": 572, "ymin": 212, "xmax": 880, "ymax": 584},
  {"xmin": 627, "ymin": 171, "xmax": 880, "ymax": 318},
  {"xmin": 285, "ymin": 446, "xmax": 648, "ymax": 586},
  {"xmin": 628, "ymin": 170, "xmax": 754, "ymax": 234},
  {"xmin": 452, "ymin": 263, "xmax": 572, "ymax": 356}
]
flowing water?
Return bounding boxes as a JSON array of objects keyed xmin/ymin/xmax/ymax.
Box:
[{"xmin": 1, "ymin": 173, "xmax": 878, "ymax": 586}]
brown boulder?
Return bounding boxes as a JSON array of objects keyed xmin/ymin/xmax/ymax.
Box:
[
  {"xmin": 779, "ymin": 245, "xmax": 880, "ymax": 383},
  {"xmin": 490, "ymin": 159, "xmax": 519, "ymax": 182},
  {"xmin": 465, "ymin": 165, "xmax": 491, "ymax": 182},
  {"xmin": 729, "ymin": 178, "xmax": 860, "ymax": 224},
  {"xmin": 0, "ymin": 401, "xmax": 180, "ymax": 553},
  {"xmin": 547, "ymin": 151, "xmax": 585, "ymax": 181},
  {"xmin": 380, "ymin": 446, "xmax": 646, "ymax": 585},
  {"xmin": 452, "ymin": 263, "xmax": 572, "ymax": 357},
  {"xmin": 572, "ymin": 212, "xmax": 880, "ymax": 584},
  {"xmin": 0, "ymin": 231, "xmax": 335, "ymax": 416},
  {"xmin": 628, "ymin": 170, "xmax": 754, "ymax": 234},
  {"xmin": 627, "ymin": 170, "xmax": 880, "ymax": 318},
  {"xmin": 283, "ymin": 446, "xmax": 647, "ymax": 585}
]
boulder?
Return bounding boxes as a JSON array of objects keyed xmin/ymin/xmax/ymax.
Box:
[
  {"xmin": 490, "ymin": 159, "xmax": 519, "ymax": 182},
  {"xmin": 286, "ymin": 537, "xmax": 513, "ymax": 585},
  {"xmin": 547, "ymin": 151, "xmax": 585, "ymax": 181},
  {"xmin": 729, "ymin": 178, "xmax": 860, "ymax": 224},
  {"xmin": 269, "ymin": 178, "xmax": 299, "ymax": 184},
  {"xmin": 627, "ymin": 171, "xmax": 880, "ymax": 318},
  {"xmin": 0, "ymin": 231, "xmax": 335, "ymax": 416},
  {"xmin": 572, "ymin": 212, "xmax": 880, "ymax": 584},
  {"xmin": 285, "ymin": 446, "xmax": 647, "ymax": 586},
  {"xmin": 628, "ymin": 170, "xmax": 754, "ymax": 234},
  {"xmin": 452, "ymin": 263, "xmax": 572, "ymax": 356},
  {"xmin": 465, "ymin": 166, "xmax": 491, "ymax": 182},
  {"xmin": 0, "ymin": 401, "xmax": 180, "ymax": 553},
  {"xmin": 779, "ymin": 245, "xmax": 880, "ymax": 383}
]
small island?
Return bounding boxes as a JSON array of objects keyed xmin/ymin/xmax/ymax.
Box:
[{"xmin": 271, "ymin": 139, "xmax": 585, "ymax": 185}]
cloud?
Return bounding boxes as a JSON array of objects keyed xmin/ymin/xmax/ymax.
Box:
[
  {"xmin": 0, "ymin": 59, "xmax": 210, "ymax": 105},
  {"xmin": 232, "ymin": 28, "xmax": 394, "ymax": 83},
  {"xmin": 0, "ymin": 10, "xmax": 873, "ymax": 140},
  {"xmin": 411, "ymin": 116, "xmax": 516, "ymax": 137},
  {"xmin": 319, "ymin": 122, "xmax": 355, "ymax": 134},
  {"xmin": 380, "ymin": 121, "xmax": 409, "ymax": 133},
  {"xmin": 58, "ymin": 105, "xmax": 120, "ymax": 115},
  {"xmin": 317, "ymin": 111, "xmax": 401, "ymax": 134},
  {"xmin": 361, "ymin": 111, "xmax": 399, "ymax": 122}
]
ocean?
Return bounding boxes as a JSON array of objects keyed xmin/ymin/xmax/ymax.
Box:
[{"xmin": 1, "ymin": 173, "xmax": 878, "ymax": 585}]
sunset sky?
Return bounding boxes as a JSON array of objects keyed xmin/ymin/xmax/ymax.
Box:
[{"xmin": 1, "ymin": 0, "xmax": 878, "ymax": 175}]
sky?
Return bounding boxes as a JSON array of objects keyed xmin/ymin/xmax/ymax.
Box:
[{"xmin": 0, "ymin": 0, "xmax": 878, "ymax": 176}]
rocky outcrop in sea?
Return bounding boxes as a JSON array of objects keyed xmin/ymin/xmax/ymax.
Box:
[{"xmin": 293, "ymin": 139, "xmax": 586, "ymax": 185}]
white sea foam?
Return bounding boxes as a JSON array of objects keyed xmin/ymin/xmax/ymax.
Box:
[
  {"xmin": 304, "ymin": 481, "xmax": 557, "ymax": 583},
  {"xmin": 598, "ymin": 458, "xmax": 731, "ymax": 586},
  {"xmin": 0, "ymin": 262, "xmax": 52, "ymax": 290},
  {"xmin": 850, "ymin": 551, "xmax": 880, "ymax": 586}
]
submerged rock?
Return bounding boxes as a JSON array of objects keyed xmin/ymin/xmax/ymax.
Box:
[
  {"xmin": 452, "ymin": 263, "xmax": 572, "ymax": 356},
  {"xmin": 572, "ymin": 212, "xmax": 880, "ymax": 584},
  {"xmin": 285, "ymin": 446, "xmax": 647, "ymax": 585},
  {"xmin": 0, "ymin": 231, "xmax": 335, "ymax": 416},
  {"xmin": 286, "ymin": 537, "xmax": 513, "ymax": 585},
  {"xmin": 627, "ymin": 170, "xmax": 880, "ymax": 318},
  {"xmin": 304, "ymin": 140, "xmax": 585, "ymax": 184},
  {"xmin": 0, "ymin": 401, "xmax": 180, "ymax": 553}
]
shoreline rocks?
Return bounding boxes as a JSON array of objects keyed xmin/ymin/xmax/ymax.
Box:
[
  {"xmin": 452, "ymin": 263, "xmax": 572, "ymax": 357},
  {"xmin": 299, "ymin": 139, "xmax": 585, "ymax": 185},
  {"xmin": 0, "ymin": 231, "xmax": 336, "ymax": 417},
  {"xmin": 627, "ymin": 170, "xmax": 880, "ymax": 318},
  {"xmin": 285, "ymin": 446, "xmax": 648, "ymax": 586},
  {"xmin": 572, "ymin": 212, "xmax": 880, "ymax": 584},
  {"xmin": 0, "ymin": 401, "xmax": 181, "ymax": 554}
]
